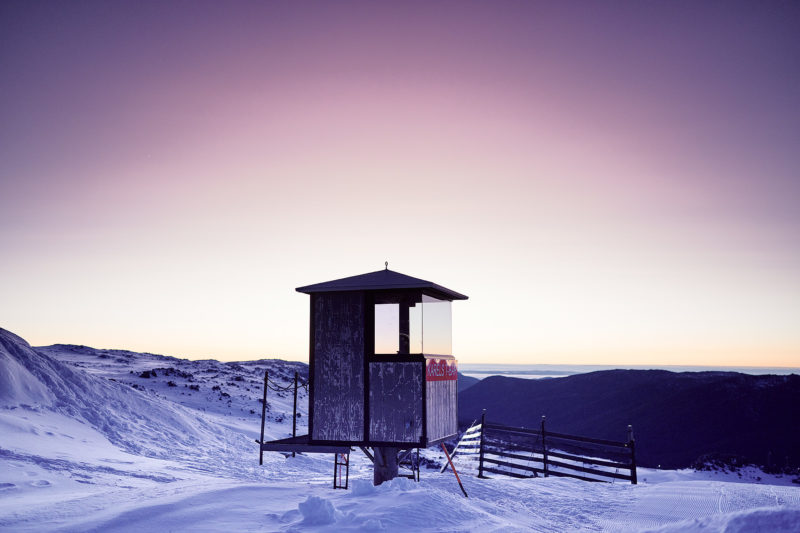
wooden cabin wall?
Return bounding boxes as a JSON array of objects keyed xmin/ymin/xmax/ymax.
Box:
[
  {"xmin": 311, "ymin": 293, "xmax": 364, "ymax": 441},
  {"xmin": 426, "ymin": 379, "xmax": 457, "ymax": 443},
  {"xmin": 368, "ymin": 362, "xmax": 423, "ymax": 443}
]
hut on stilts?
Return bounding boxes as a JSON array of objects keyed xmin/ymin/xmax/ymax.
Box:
[{"xmin": 259, "ymin": 265, "xmax": 467, "ymax": 485}]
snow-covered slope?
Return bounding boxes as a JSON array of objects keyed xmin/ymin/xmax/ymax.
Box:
[
  {"xmin": 34, "ymin": 342, "xmax": 308, "ymax": 444},
  {"xmin": 0, "ymin": 329, "xmax": 242, "ymax": 461},
  {"xmin": 1, "ymin": 327, "xmax": 798, "ymax": 532},
  {"xmin": 0, "ymin": 331, "xmax": 52, "ymax": 409}
]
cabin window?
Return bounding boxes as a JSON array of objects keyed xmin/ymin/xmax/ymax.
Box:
[
  {"xmin": 374, "ymin": 303, "xmax": 400, "ymax": 354},
  {"xmin": 373, "ymin": 293, "xmax": 451, "ymax": 355},
  {"xmin": 374, "ymin": 294, "xmax": 422, "ymax": 354},
  {"xmin": 421, "ymin": 294, "xmax": 452, "ymax": 356}
]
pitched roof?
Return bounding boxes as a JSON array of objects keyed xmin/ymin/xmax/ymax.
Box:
[{"xmin": 296, "ymin": 268, "xmax": 468, "ymax": 300}]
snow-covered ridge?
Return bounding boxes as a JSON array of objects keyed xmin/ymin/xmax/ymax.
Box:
[
  {"xmin": 34, "ymin": 341, "xmax": 309, "ymax": 442},
  {"xmin": 0, "ymin": 329, "xmax": 53, "ymax": 409},
  {"xmin": 2, "ymin": 327, "xmax": 799, "ymax": 532},
  {"xmin": 1, "ymin": 328, "xmax": 242, "ymax": 461}
]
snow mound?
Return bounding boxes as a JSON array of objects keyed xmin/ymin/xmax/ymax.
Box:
[
  {"xmin": 362, "ymin": 518, "xmax": 386, "ymax": 530},
  {"xmin": 0, "ymin": 327, "xmax": 233, "ymax": 460},
  {"xmin": 298, "ymin": 495, "xmax": 337, "ymax": 525},
  {"xmin": 644, "ymin": 506, "xmax": 800, "ymax": 533},
  {"xmin": 350, "ymin": 479, "xmax": 377, "ymax": 496},
  {"xmin": 380, "ymin": 476, "xmax": 417, "ymax": 492}
]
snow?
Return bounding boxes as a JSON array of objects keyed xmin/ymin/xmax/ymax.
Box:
[
  {"xmin": 298, "ymin": 496, "xmax": 337, "ymax": 525},
  {"xmin": 0, "ymin": 331, "xmax": 53, "ymax": 408},
  {"xmin": 1, "ymin": 327, "xmax": 798, "ymax": 532},
  {"xmin": 644, "ymin": 507, "xmax": 800, "ymax": 533}
]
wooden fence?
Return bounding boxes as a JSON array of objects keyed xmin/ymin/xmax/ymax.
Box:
[{"xmin": 449, "ymin": 412, "xmax": 637, "ymax": 484}]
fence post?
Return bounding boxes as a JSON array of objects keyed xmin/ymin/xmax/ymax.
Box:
[
  {"xmin": 541, "ymin": 415, "xmax": 549, "ymax": 478},
  {"xmin": 628, "ymin": 424, "xmax": 637, "ymax": 485},
  {"xmin": 478, "ymin": 409, "xmax": 487, "ymax": 478},
  {"xmin": 259, "ymin": 370, "xmax": 268, "ymax": 465},
  {"xmin": 292, "ymin": 371, "xmax": 298, "ymax": 457}
]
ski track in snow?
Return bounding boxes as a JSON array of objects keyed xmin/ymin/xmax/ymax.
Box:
[
  {"xmin": 1, "ymin": 328, "xmax": 799, "ymax": 532},
  {"xmin": 0, "ymin": 449, "xmax": 179, "ymax": 483}
]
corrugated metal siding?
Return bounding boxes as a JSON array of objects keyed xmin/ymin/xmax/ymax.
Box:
[
  {"xmin": 426, "ymin": 379, "xmax": 457, "ymax": 442},
  {"xmin": 369, "ymin": 362, "xmax": 423, "ymax": 443},
  {"xmin": 312, "ymin": 293, "xmax": 364, "ymax": 441}
]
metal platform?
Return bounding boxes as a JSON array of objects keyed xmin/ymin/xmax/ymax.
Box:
[{"xmin": 259, "ymin": 434, "xmax": 350, "ymax": 455}]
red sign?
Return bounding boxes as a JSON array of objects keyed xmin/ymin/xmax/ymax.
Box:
[{"xmin": 426, "ymin": 358, "xmax": 457, "ymax": 381}]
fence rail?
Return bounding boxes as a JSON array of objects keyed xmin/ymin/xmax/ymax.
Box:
[{"xmin": 447, "ymin": 412, "xmax": 637, "ymax": 485}]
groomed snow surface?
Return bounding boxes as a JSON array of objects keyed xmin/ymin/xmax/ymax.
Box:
[{"xmin": 1, "ymin": 328, "xmax": 798, "ymax": 532}]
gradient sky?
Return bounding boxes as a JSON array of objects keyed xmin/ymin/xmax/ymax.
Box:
[{"xmin": 1, "ymin": 1, "xmax": 799, "ymax": 366}]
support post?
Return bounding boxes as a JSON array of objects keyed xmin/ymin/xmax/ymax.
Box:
[
  {"xmin": 345, "ymin": 452, "xmax": 350, "ymax": 489},
  {"xmin": 416, "ymin": 448, "xmax": 420, "ymax": 482},
  {"xmin": 292, "ymin": 371, "xmax": 298, "ymax": 458},
  {"xmin": 541, "ymin": 415, "xmax": 548, "ymax": 477},
  {"xmin": 373, "ymin": 447, "xmax": 399, "ymax": 486},
  {"xmin": 259, "ymin": 370, "xmax": 268, "ymax": 465},
  {"xmin": 333, "ymin": 454, "xmax": 338, "ymax": 489},
  {"xmin": 628, "ymin": 425, "xmax": 637, "ymax": 485},
  {"xmin": 478, "ymin": 409, "xmax": 487, "ymax": 478},
  {"xmin": 360, "ymin": 446, "xmax": 375, "ymax": 463}
]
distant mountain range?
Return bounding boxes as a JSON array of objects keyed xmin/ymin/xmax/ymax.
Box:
[
  {"xmin": 457, "ymin": 372, "xmax": 479, "ymax": 392},
  {"xmin": 459, "ymin": 369, "xmax": 800, "ymax": 470}
]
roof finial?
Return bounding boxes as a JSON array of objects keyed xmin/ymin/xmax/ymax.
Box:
[{"xmin": 385, "ymin": 261, "xmax": 388, "ymax": 270}]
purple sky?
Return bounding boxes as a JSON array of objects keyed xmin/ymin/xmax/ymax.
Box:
[{"xmin": 1, "ymin": 1, "xmax": 798, "ymax": 365}]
